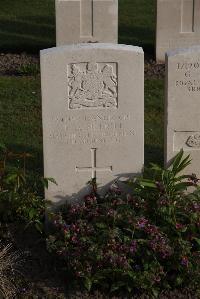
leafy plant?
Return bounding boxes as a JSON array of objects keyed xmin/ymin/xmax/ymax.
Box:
[
  {"xmin": 0, "ymin": 143, "xmax": 55, "ymax": 233},
  {"xmin": 47, "ymin": 150, "xmax": 200, "ymax": 296}
]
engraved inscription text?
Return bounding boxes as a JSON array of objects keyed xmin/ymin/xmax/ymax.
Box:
[{"xmin": 175, "ymin": 61, "xmax": 200, "ymax": 92}]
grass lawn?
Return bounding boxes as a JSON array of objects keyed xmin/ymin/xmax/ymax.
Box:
[
  {"xmin": 119, "ymin": 0, "xmax": 156, "ymax": 54},
  {"xmin": 145, "ymin": 79, "xmax": 164, "ymax": 166},
  {"xmin": 0, "ymin": 76, "xmax": 43, "ymax": 172},
  {"xmin": 0, "ymin": 0, "xmax": 55, "ymax": 53},
  {"xmin": 0, "ymin": 0, "xmax": 156, "ymax": 54}
]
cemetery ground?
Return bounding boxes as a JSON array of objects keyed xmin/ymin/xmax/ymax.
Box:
[{"xmin": 0, "ymin": 0, "xmax": 199, "ymax": 298}]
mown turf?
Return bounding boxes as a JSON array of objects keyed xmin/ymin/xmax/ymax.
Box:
[
  {"xmin": 0, "ymin": 0, "xmax": 55, "ymax": 53},
  {"xmin": 0, "ymin": 0, "xmax": 156, "ymax": 54},
  {"xmin": 0, "ymin": 76, "xmax": 43, "ymax": 172},
  {"xmin": 119, "ymin": 0, "xmax": 156, "ymax": 54},
  {"xmin": 145, "ymin": 79, "xmax": 164, "ymax": 166}
]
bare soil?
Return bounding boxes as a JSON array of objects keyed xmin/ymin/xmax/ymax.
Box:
[{"xmin": 0, "ymin": 53, "xmax": 165, "ymax": 79}]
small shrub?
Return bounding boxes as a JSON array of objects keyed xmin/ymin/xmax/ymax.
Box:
[
  {"xmin": 47, "ymin": 150, "xmax": 200, "ymax": 296},
  {"xmin": 0, "ymin": 143, "xmax": 55, "ymax": 232}
]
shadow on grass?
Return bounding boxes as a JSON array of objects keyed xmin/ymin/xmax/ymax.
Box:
[
  {"xmin": 145, "ymin": 144, "xmax": 164, "ymax": 167},
  {"xmin": 119, "ymin": 24, "xmax": 155, "ymax": 55},
  {"xmin": 0, "ymin": 16, "xmax": 55, "ymax": 53},
  {"xmin": 7, "ymin": 143, "xmax": 43, "ymax": 175}
]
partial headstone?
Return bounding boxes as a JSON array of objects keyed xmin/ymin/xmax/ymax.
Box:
[
  {"xmin": 165, "ymin": 46, "xmax": 200, "ymax": 176},
  {"xmin": 56, "ymin": 0, "xmax": 118, "ymax": 46},
  {"xmin": 41, "ymin": 43, "xmax": 144, "ymax": 204},
  {"xmin": 156, "ymin": 0, "xmax": 200, "ymax": 63}
]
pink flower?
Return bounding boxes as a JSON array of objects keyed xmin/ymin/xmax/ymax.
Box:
[
  {"xmin": 175, "ymin": 223, "xmax": 184, "ymax": 230},
  {"xmin": 71, "ymin": 235, "xmax": 77, "ymax": 243}
]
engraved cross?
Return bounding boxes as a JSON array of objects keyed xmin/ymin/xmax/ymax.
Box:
[
  {"xmin": 75, "ymin": 148, "xmax": 112, "ymax": 179},
  {"xmin": 80, "ymin": 0, "xmax": 94, "ymax": 37}
]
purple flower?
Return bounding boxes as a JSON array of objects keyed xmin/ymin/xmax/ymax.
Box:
[
  {"xmin": 158, "ymin": 196, "xmax": 169, "ymax": 207},
  {"xmin": 193, "ymin": 203, "xmax": 200, "ymax": 212},
  {"xmin": 137, "ymin": 217, "xmax": 149, "ymax": 228},
  {"xmin": 181, "ymin": 256, "xmax": 189, "ymax": 267},
  {"xmin": 188, "ymin": 173, "xmax": 199, "ymax": 185},
  {"xmin": 107, "ymin": 209, "xmax": 115, "ymax": 216},
  {"xmin": 149, "ymin": 235, "xmax": 172, "ymax": 258},
  {"xmin": 155, "ymin": 181, "xmax": 165, "ymax": 193},
  {"xmin": 84, "ymin": 194, "xmax": 97, "ymax": 206},
  {"xmin": 145, "ymin": 224, "xmax": 159, "ymax": 236},
  {"xmin": 130, "ymin": 240, "xmax": 137, "ymax": 254}
]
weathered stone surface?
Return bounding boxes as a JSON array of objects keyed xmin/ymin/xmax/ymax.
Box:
[
  {"xmin": 156, "ymin": 0, "xmax": 200, "ymax": 63},
  {"xmin": 40, "ymin": 43, "xmax": 144, "ymax": 204},
  {"xmin": 165, "ymin": 46, "xmax": 200, "ymax": 176},
  {"xmin": 56, "ymin": 0, "xmax": 118, "ymax": 45}
]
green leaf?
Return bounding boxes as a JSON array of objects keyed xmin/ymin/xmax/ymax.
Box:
[
  {"xmin": 150, "ymin": 163, "xmax": 162, "ymax": 172},
  {"xmin": 46, "ymin": 177, "xmax": 57, "ymax": 185},
  {"xmin": 139, "ymin": 179, "xmax": 157, "ymax": 188},
  {"xmin": 110, "ymin": 282, "xmax": 126, "ymax": 293},
  {"xmin": 29, "ymin": 208, "xmax": 36, "ymax": 220},
  {"xmin": 127, "ymin": 286, "xmax": 132, "ymax": 293},
  {"xmin": 176, "ymin": 276, "xmax": 183, "ymax": 286},
  {"xmin": 152, "ymin": 288, "xmax": 159, "ymax": 298},
  {"xmin": 35, "ymin": 221, "xmax": 44, "ymax": 234},
  {"xmin": 95, "ymin": 222, "xmax": 107, "ymax": 229},
  {"xmin": 84, "ymin": 277, "xmax": 92, "ymax": 291},
  {"xmin": 174, "ymin": 182, "xmax": 194, "ymax": 192},
  {"xmin": 171, "ymin": 149, "xmax": 184, "ymax": 172},
  {"xmin": 0, "ymin": 143, "xmax": 7, "ymax": 152},
  {"xmin": 193, "ymin": 238, "xmax": 200, "ymax": 247},
  {"xmin": 41, "ymin": 177, "xmax": 57, "ymax": 189},
  {"xmin": 5, "ymin": 174, "xmax": 18, "ymax": 183},
  {"xmin": 174, "ymin": 175, "xmax": 192, "ymax": 182},
  {"xmin": 170, "ymin": 150, "xmax": 191, "ymax": 175}
]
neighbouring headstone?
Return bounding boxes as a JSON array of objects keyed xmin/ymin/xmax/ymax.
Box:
[
  {"xmin": 165, "ymin": 46, "xmax": 200, "ymax": 176},
  {"xmin": 156, "ymin": 0, "xmax": 200, "ymax": 63},
  {"xmin": 41, "ymin": 43, "xmax": 144, "ymax": 204},
  {"xmin": 56, "ymin": 0, "xmax": 118, "ymax": 46}
]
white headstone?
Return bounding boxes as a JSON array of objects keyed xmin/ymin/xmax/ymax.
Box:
[
  {"xmin": 156, "ymin": 0, "xmax": 200, "ymax": 63},
  {"xmin": 40, "ymin": 43, "xmax": 144, "ymax": 204},
  {"xmin": 56, "ymin": 0, "xmax": 118, "ymax": 46},
  {"xmin": 165, "ymin": 46, "xmax": 200, "ymax": 176}
]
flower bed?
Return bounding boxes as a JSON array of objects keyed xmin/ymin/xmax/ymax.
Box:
[{"xmin": 47, "ymin": 150, "xmax": 200, "ymax": 297}]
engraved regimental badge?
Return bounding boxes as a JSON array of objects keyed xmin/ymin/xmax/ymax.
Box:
[
  {"xmin": 68, "ymin": 62, "xmax": 118, "ymax": 109},
  {"xmin": 186, "ymin": 134, "xmax": 200, "ymax": 148}
]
